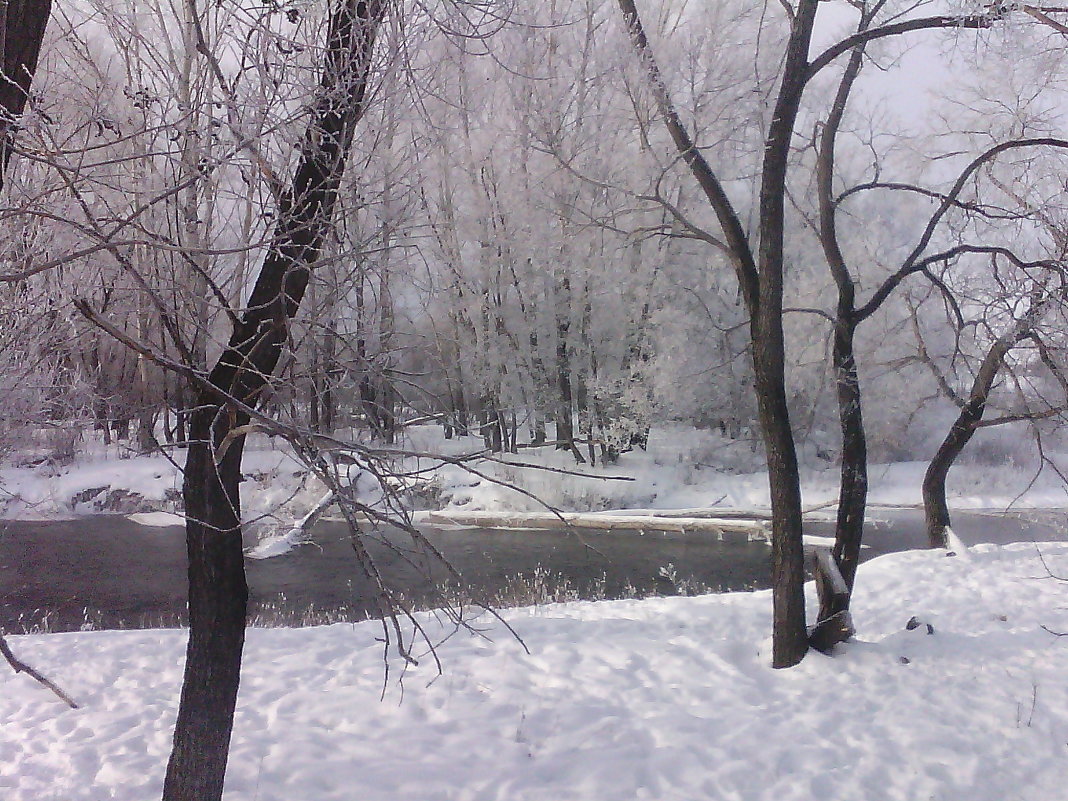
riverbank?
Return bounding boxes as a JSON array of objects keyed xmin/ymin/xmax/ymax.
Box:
[
  {"xmin": 3, "ymin": 425, "xmax": 1066, "ymax": 532},
  {"xmin": 3, "ymin": 541, "xmax": 1067, "ymax": 800}
]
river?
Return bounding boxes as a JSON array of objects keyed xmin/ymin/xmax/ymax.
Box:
[{"xmin": 0, "ymin": 507, "xmax": 1062, "ymax": 633}]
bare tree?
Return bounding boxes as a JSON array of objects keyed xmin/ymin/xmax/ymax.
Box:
[
  {"xmin": 613, "ymin": 0, "xmax": 1052, "ymax": 665},
  {"xmin": 58, "ymin": 1, "xmax": 393, "ymax": 797},
  {"xmin": 160, "ymin": 2, "xmax": 387, "ymax": 797},
  {"xmin": 911, "ymin": 258, "xmax": 1068, "ymax": 547},
  {"xmin": 806, "ymin": 5, "xmax": 1068, "ymax": 646}
]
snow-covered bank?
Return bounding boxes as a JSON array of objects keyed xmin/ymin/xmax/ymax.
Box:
[
  {"xmin": 2, "ymin": 426, "xmax": 1065, "ymax": 538},
  {"xmin": 3, "ymin": 542, "xmax": 1068, "ymax": 800}
]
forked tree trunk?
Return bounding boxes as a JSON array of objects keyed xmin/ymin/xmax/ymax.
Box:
[
  {"xmin": 749, "ymin": 0, "xmax": 819, "ymax": 669},
  {"xmin": 616, "ymin": 0, "xmax": 815, "ymax": 668},
  {"xmin": 162, "ymin": 3, "xmax": 386, "ymax": 799}
]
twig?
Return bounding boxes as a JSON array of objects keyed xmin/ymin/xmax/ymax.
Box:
[{"xmin": 0, "ymin": 634, "xmax": 79, "ymax": 709}]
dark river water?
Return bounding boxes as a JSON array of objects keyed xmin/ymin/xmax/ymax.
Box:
[{"xmin": 0, "ymin": 508, "xmax": 1063, "ymax": 633}]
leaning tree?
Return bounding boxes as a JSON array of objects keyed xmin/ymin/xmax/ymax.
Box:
[{"xmin": 73, "ymin": 0, "xmax": 391, "ymax": 797}]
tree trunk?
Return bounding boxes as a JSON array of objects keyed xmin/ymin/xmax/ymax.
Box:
[
  {"xmin": 812, "ymin": 30, "xmax": 869, "ymax": 649},
  {"xmin": 923, "ymin": 399, "xmax": 990, "ymax": 549},
  {"xmin": 815, "ymin": 318, "xmax": 866, "ymax": 645},
  {"xmin": 616, "ymin": 0, "xmax": 815, "ymax": 668},
  {"xmin": 0, "ymin": 0, "xmax": 52, "ymax": 193},
  {"xmin": 752, "ymin": 315, "xmax": 808, "ymax": 668},
  {"xmin": 136, "ymin": 407, "xmax": 157, "ymax": 453},
  {"xmin": 162, "ymin": 2, "xmax": 386, "ymax": 798},
  {"xmin": 921, "ymin": 304, "xmax": 1042, "ymax": 548},
  {"xmin": 922, "ymin": 449, "xmax": 956, "ymax": 550},
  {"xmin": 162, "ymin": 403, "xmax": 247, "ymax": 801},
  {"xmin": 554, "ymin": 274, "xmax": 578, "ymax": 455},
  {"xmin": 322, "ymin": 325, "xmax": 337, "ymax": 435},
  {"xmin": 750, "ymin": 0, "xmax": 819, "ymax": 669},
  {"xmin": 831, "ymin": 325, "xmax": 867, "ymax": 590}
]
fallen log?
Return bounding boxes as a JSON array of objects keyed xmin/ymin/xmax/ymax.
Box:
[{"xmin": 422, "ymin": 511, "xmax": 769, "ymax": 540}]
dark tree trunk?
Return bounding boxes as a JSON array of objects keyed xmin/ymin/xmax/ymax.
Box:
[
  {"xmin": 162, "ymin": 381, "xmax": 176, "ymax": 445},
  {"xmin": 93, "ymin": 397, "xmax": 112, "ymax": 446},
  {"xmin": 309, "ymin": 325, "xmax": 338, "ymax": 436},
  {"xmin": 162, "ymin": 2, "xmax": 387, "ymax": 798},
  {"xmin": 175, "ymin": 386, "xmax": 190, "ymax": 447},
  {"xmin": 112, "ymin": 417, "xmax": 130, "ymax": 440},
  {"xmin": 922, "ymin": 354, "xmax": 1010, "ymax": 546},
  {"xmin": 530, "ymin": 409, "xmax": 546, "ymax": 445},
  {"xmin": 923, "ymin": 401, "xmax": 988, "ymax": 549},
  {"xmin": 817, "ymin": 320, "xmax": 867, "ymax": 645},
  {"xmin": 452, "ymin": 380, "xmax": 468, "ymax": 436},
  {"xmin": 310, "ymin": 379, "xmax": 321, "ymax": 432},
  {"xmin": 923, "ymin": 446, "xmax": 957, "ymax": 550},
  {"xmin": 750, "ymin": 0, "xmax": 819, "ymax": 669},
  {"xmin": 922, "ymin": 303, "xmax": 1041, "ymax": 549},
  {"xmin": 322, "ymin": 327, "xmax": 337, "ymax": 434},
  {"xmin": 555, "ymin": 335, "xmax": 574, "ymax": 448},
  {"xmin": 163, "ymin": 404, "xmax": 247, "ymax": 801},
  {"xmin": 616, "ymin": 0, "xmax": 815, "ymax": 668},
  {"xmin": 751, "ymin": 310, "xmax": 808, "ymax": 668},
  {"xmin": 812, "ymin": 34, "xmax": 868, "ymax": 649},
  {"xmin": 136, "ymin": 407, "xmax": 157, "ymax": 453},
  {"xmin": 0, "ymin": 0, "xmax": 52, "ymax": 193},
  {"xmin": 554, "ymin": 275, "xmax": 580, "ymax": 457}
]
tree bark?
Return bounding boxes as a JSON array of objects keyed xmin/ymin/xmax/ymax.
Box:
[
  {"xmin": 162, "ymin": 2, "xmax": 386, "ymax": 798},
  {"xmin": 554, "ymin": 274, "xmax": 581, "ymax": 460},
  {"xmin": 163, "ymin": 406, "xmax": 247, "ymax": 801},
  {"xmin": 0, "ymin": 0, "xmax": 52, "ymax": 193},
  {"xmin": 750, "ymin": 0, "xmax": 820, "ymax": 669}
]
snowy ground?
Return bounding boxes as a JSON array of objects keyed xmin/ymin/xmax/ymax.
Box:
[{"xmin": 3, "ymin": 542, "xmax": 1068, "ymax": 800}]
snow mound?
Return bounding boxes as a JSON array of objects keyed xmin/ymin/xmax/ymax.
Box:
[{"xmin": 127, "ymin": 512, "xmax": 184, "ymax": 527}]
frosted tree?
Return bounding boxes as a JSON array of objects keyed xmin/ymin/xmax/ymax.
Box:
[{"xmin": 615, "ymin": 0, "xmax": 1068, "ymax": 664}]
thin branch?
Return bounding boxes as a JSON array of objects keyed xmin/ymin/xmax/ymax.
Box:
[
  {"xmin": 806, "ymin": 9, "xmax": 1007, "ymax": 80},
  {"xmin": 1021, "ymin": 4, "xmax": 1068, "ymax": 35},
  {"xmin": 0, "ymin": 634, "xmax": 79, "ymax": 709},
  {"xmin": 615, "ymin": 0, "xmax": 757, "ymax": 301},
  {"xmin": 836, "ymin": 180, "xmax": 1022, "ymax": 221},
  {"xmin": 784, "ymin": 306, "xmax": 835, "ymax": 324}
]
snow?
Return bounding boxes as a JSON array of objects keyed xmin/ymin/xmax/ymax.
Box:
[
  {"xmin": 3, "ymin": 427, "xmax": 1065, "ymax": 529},
  {"xmin": 127, "ymin": 512, "xmax": 185, "ymax": 527},
  {"xmin": 2, "ymin": 424, "xmax": 1065, "ymax": 565},
  {"xmin": 414, "ymin": 426, "xmax": 1068, "ymax": 516},
  {"xmin": 3, "ymin": 542, "xmax": 1068, "ymax": 800},
  {"xmin": 3, "ymin": 425, "xmax": 1067, "ymax": 797}
]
